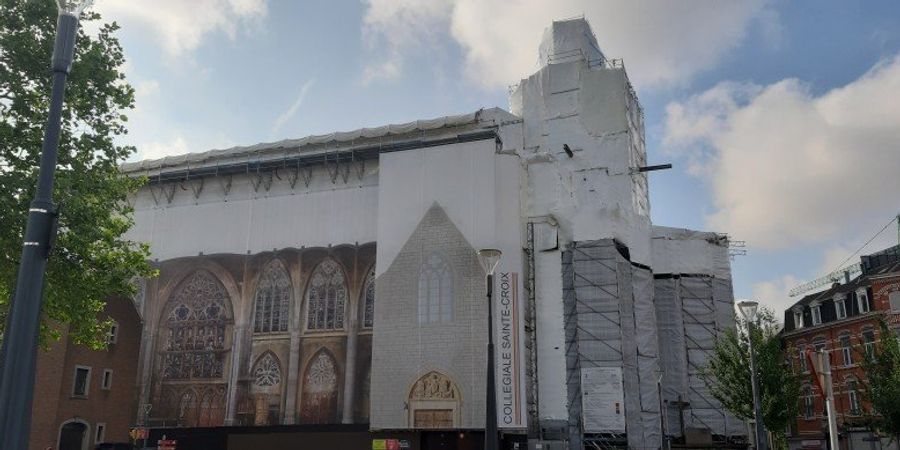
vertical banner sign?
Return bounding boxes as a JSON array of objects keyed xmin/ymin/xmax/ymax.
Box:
[{"xmin": 495, "ymin": 270, "xmax": 527, "ymax": 429}]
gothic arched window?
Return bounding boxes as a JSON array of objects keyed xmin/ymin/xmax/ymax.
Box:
[
  {"xmin": 300, "ymin": 350, "xmax": 339, "ymax": 423},
  {"xmin": 362, "ymin": 267, "xmax": 375, "ymax": 329},
  {"xmin": 162, "ymin": 270, "xmax": 230, "ymax": 380},
  {"xmin": 254, "ymin": 260, "xmax": 292, "ymax": 333},
  {"xmin": 305, "ymin": 258, "xmax": 347, "ymax": 330},
  {"xmin": 418, "ymin": 252, "xmax": 452, "ymax": 324},
  {"xmin": 253, "ymin": 353, "xmax": 283, "ymax": 388}
]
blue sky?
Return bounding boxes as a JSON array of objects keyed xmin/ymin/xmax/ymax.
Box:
[{"xmin": 91, "ymin": 0, "xmax": 900, "ymax": 315}]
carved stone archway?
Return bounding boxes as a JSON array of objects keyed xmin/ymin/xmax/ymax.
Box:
[{"xmin": 407, "ymin": 371, "xmax": 461, "ymax": 429}]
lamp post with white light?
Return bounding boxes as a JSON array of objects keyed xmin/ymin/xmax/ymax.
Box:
[
  {"xmin": 477, "ymin": 248, "xmax": 502, "ymax": 450},
  {"xmin": 737, "ymin": 300, "xmax": 768, "ymax": 450},
  {"xmin": 0, "ymin": 2, "xmax": 93, "ymax": 449}
]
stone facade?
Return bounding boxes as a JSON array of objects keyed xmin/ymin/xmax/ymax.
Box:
[
  {"xmin": 136, "ymin": 244, "xmax": 376, "ymax": 427},
  {"xmin": 371, "ymin": 203, "xmax": 488, "ymax": 430}
]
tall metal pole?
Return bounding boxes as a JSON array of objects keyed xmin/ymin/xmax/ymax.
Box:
[
  {"xmin": 747, "ymin": 321, "xmax": 768, "ymax": 450},
  {"xmin": 0, "ymin": 11, "xmax": 79, "ymax": 450},
  {"xmin": 821, "ymin": 351, "xmax": 840, "ymax": 450},
  {"xmin": 485, "ymin": 273, "xmax": 499, "ymax": 450}
]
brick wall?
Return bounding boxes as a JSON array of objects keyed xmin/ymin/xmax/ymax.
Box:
[{"xmin": 29, "ymin": 296, "xmax": 142, "ymax": 450}]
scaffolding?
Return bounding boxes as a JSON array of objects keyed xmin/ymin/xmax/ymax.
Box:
[
  {"xmin": 563, "ymin": 240, "xmax": 661, "ymax": 450},
  {"xmin": 654, "ymin": 274, "xmax": 743, "ymax": 442}
]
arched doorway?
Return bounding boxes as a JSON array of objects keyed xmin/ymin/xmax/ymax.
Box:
[
  {"xmin": 58, "ymin": 420, "xmax": 88, "ymax": 450},
  {"xmin": 408, "ymin": 371, "xmax": 461, "ymax": 429}
]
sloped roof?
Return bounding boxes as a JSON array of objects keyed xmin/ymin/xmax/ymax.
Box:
[{"xmin": 120, "ymin": 107, "xmax": 520, "ymax": 174}]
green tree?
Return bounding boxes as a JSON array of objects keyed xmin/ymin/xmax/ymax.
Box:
[
  {"xmin": 861, "ymin": 320, "xmax": 900, "ymax": 443},
  {"xmin": 703, "ymin": 307, "xmax": 801, "ymax": 446},
  {"xmin": 0, "ymin": 0, "xmax": 153, "ymax": 348}
]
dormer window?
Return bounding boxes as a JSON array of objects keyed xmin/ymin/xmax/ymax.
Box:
[
  {"xmin": 793, "ymin": 309, "xmax": 804, "ymax": 329},
  {"xmin": 811, "ymin": 302, "xmax": 822, "ymax": 326},
  {"xmin": 857, "ymin": 288, "xmax": 870, "ymax": 313},
  {"xmin": 834, "ymin": 295, "xmax": 847, "ymax": 319}
]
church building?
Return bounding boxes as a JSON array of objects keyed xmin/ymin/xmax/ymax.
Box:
[{"xmin": 121, "ymin": 18, "xmax": 745, "ymax": 450}]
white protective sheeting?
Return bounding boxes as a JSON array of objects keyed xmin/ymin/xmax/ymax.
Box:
[
  {"xmin": 538, "ymin": 18, "xmax": 605, "ymax": 66},
  {"xmin": 121, "ymin": 108, "xmax": 518, "ymax": 174},
  {"xmin": 651, "ymin": 225, "xmax": 731, "ymax": 279},
  {"xmin": 535, "ymin": 248, "xmax": 568, "ymax": 421}
]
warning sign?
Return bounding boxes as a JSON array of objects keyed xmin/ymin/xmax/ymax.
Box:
[{"xmin": 581, "ymin": 367, "xmax": 626, "ymax": 433}]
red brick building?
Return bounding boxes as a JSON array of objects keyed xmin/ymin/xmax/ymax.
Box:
[
  {"xmin": 782, "ymin": 245, "xmax": 900, "ymax": 450},
  {"xmin": 29, "ymin": 296, "xmax": 142, "ymax": 450}
]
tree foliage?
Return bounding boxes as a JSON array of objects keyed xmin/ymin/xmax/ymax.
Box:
[
  {"xmin": 0, "ymin": 0, "xmax": 153, "ymax": 348},
  {"xmin": 703, "ymin": 307, "xmax": 801, "ymax": 443},
  {"xmin": 861, "ymin": 320, "xmax": 900, "ymax": 442}
]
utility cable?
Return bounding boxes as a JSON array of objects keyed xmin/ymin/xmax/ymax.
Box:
[{"xmin": 830, "ymin": 215, "xmax": 899, "ymax": 273}]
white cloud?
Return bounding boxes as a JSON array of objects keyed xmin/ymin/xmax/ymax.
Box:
[
  {"xmin": 136, "ymin": 136, "xmax": 189, "ymax": 161},
  {"xmin": 361, "ymin": 0, "xmax": 776, "ymax": 89},
  {"xmin": 93, "ymin": 0, "xmax": 267, "ymax": 58},
  {"xmin": 361, "ymin": 0, "xmax": 453, "ymax": 83},
  {"xmin": 752, "ymin": 274, "xmax": 800, "ymax": 315},
  {"xmin": 271, "ymin": 79, "xmax": 316, "ymax": 134},
  {"xmin": 664, "ymin": 55, "xmax": 900, "ymax": 250}
]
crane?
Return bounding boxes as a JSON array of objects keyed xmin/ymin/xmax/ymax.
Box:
[{"xmin": 788, "ymin": 263, "xmax": 862, "ymax": 297}]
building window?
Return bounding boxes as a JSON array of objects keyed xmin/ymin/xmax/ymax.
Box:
[
  {"xmin": 253, "ymin": 353, "xmax": 282, "ymax": 388},
  {"xmin": 72, "ymin": 366, "xmax": 91, "ymax": 397},
  {"xmin": 418, "ymin": 252, "xmax": 453, "ymax": 324},
  {"xmin": 862, "ymin": 329, "xmax": 876, "ymax": 359},
  {"xmin": 101, "ymin": 369, "xmax": 113, "ymax": 390},
  {"xmin": 810, "ymin": 303, "xmax": 822, "ymax": 326},
  {"xmin": 362, "ymin": 267, "xmax": 375, "ymax": 329},
  {"xmin": 847, "ymin": 379, "xmax": 860, "ymax": 415},
  {"xmin": 889, "ymin": 291, "xmax": 900, "ymax": 313},
  {"xmin": 797, "ymin": 344, "xmax": 808, "ymax": 372},
  {"xmin": 107, "ymin": 321, "xmax": 119, "ymax": 345},
  {"xmin": 793, "ymin": 310, "xmax": 804, "ymax": 329},
  {"xmin": 803, "ymin": 385, "xmax": 814, "ymax": 419},
  {"xmin": 835, "ymin": 296, "xmax": 847, "ymax": 319},
  {"xmin": 305, "ymin": 258, "xmax": 347, "ymax": 331},
  {"xmin": 839, "ymin": 334, "xmax": 852, "ymax": 366},
  {"xmin": 253, "ymin": 260, "xmax": 292, "ymax": 334},
  {"xmin": 95, "ymin": 423, "xmax": 106, "ymax": 444},
  {"xmin": 162, "ymin": 270, "xmax": 231, "ymax": 380},
  {"xmin": 813, "ymin": 338, "xmax": 827, "ymax": 353},
  {"xmin": 857, "ymin": 288, "xmax": 870, "ymax": 313}
]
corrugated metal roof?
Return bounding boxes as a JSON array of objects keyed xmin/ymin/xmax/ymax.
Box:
[{"xmin": 121, "ymin": 107, "xmax": 519, "ymax": 174}]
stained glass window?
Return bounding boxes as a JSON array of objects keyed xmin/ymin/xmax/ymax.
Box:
[
  {"xmin": 306, "ymin": 258, "xmax": 347, "ymax": 330},
  {"xmin": 363, "ymin": 267, "xmax": 375, "ymax": 328},
  {"xmin": 418, "ymin": 252, "xmax": 452, "ymax": 324},
  {"xmin": 162, "ymin": 271, "xmax": 230, "ymax": 380},
  {"xmin": 300, "ymin": 350, "xmax": 339, "ymax": 423},
  {"xmin": 253, "ymin": 353, "xmax": 282, "ymax": 388},
  {"xmin": 254, "ymin": 261, "xmax": 291, "ymax": 333}
]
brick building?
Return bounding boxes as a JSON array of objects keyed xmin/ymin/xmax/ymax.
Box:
[
  {"xmin": 29, "ymin": 296, "xmax": 141, "ymax": 450},
  {"xmin": 782, "ymin": 245, "xmax": 900, "ymax": 450}
]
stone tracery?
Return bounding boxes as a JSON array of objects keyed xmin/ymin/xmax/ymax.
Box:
[
  {"xmin": 306, "ymin": 258, "xmax": 347, "ymax": 330},
  {"xmin": 254, "ymin": 260, "xmax": 292, "ymax": 333}
]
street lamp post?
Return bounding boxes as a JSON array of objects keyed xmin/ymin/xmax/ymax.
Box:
[
  {"xmin": 737, "ymin": 300, "xmax": 768, "ymax": 450},
  {"xmin": 477, "ymin": 249, "xmax": 502, "ymax": 450},
  {"xmin": 0, "ymin": 2, "xmax": 92, "ymax": 449}
]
